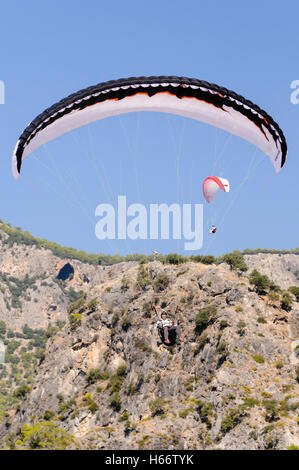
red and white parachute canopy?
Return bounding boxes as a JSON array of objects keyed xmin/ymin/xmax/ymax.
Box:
[
  {"xmin": 12, "ymin": 76, "xmax": 287, "ymax": 179},
  {"xmin": 203, "ymin": 176, "xmax": 230, "ymax": 203}
]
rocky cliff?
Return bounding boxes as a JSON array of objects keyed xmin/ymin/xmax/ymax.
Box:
[
  {"xmin": 244, "ymin": 254, "xmax": 299, "ymax": 290},
  {"xmin": 0, "ymin": 224, "xmax": 299, "ymax": 450}
]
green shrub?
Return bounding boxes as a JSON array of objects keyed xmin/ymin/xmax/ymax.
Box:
[
  {"xmin": 195, "ymin": 305, "xmax": 217, "ymax": 336},
  {"xmin": 149, "ymin": 398, "xmax": 165, "ymax": 416},
  {"xmin": 194, "ymin": 333, "xmax": 209, "ymax": 355},
  {"xmin": 14, "ymin": 384, "xmax": 32, "ymax": 398},
  {"xmin": 138, "ymin": 435, "xmax": 151, "ymax": 449},
  {"xmin": 281, "ymin": 291, "xmax": 293, "ymax": 310},
  {"xmin": 267, "ymin": 291, "xmax": 280, "ymax": 303},
  {"xmin": 88, "ymin": 401, "xmax": 98, "ymax": 414},
  {"xmin": 45, "ymin": 324, "xmax": 60, "ymax": 339},
  {"xmin": 268, "ymin": 280, "xmax": 282, "ymax": 292},
  {"xmin": 249, "ymin": 430, "xmax": 258, "ymax": 441},
  {"xmin": 216, "ymin": 340, "xmax": 228, "ymax": 355},
  {"xmin": 185, "ymin": 384, "xmax": 194, "ymax": 392},
  {"xmin": 252, "ymin": 354, "xmax": 265, "ymax": 364},
  {"xmin": 116, "ymin": 365, "xmax": 127, "ymax": 377},
  {"xmin": 154, "ymin": 274, "xmax": 170, "ymax": 292},
  {"xmin": 121, "ymin": 277, "xmax": 130, "ymax": 291},
  {"xmin": 249, "ymin": 270, "xmax": 270, "ymax": 295},
  {"xmin": 287, "ymin": 444, "xmax": 299, "ymax": 450},
  {"xmin": 107, "ymin": 371, "xmax": 126, "ymax": 394},
  {"xmin": 134, "ymin": 340, "xmax": 153, "ymax": 354},
  {"xmin": 179, "ymin": 408, "xmax": 192, "ymax": 418},
  {"xmin": 142, "ymin": 302, "xmax": 153, "ymax": 318},
  {"xmin": 196, "ymin": 400, "xmax": 213, "ymax": 428},
  {"xmin": 257, "ymin": 317, "xmax": 267, "ymax": 324},
  {"xmin": 83, "ymin": 392, "xmax": 92, "ymax": 403},
  {"xmin": 69, "ymin": 313, "xmax": 82, "ymax": 328},
  {"xmin": 126, "ymin": 383, "xmax": 137, "ymax": 395},
  {"xmin": 120, "ymin": 411, "xmax": 129, "ymax": 421},
  {"xmin": 136, "ymin": 265, "xmax": 151, "ymax": 291},
  {"xmin": 220, "ymin": 407, "xmax": 245, "ymax": 434},
  {"xmin": 262, "ymin": 400, "xmax": 279, "ymax": 421},
  {"xmin": 241, "ymin": 397, "xmax": 260, "ymax": 409},
  {"xmin": 219, "ymin": 320, "xmax": 229, "ymax": 330},
  {"xmin": 110, "ymin": 392, "xmax": 121, "ymax": 411},
  {"xmin": 58, "ymin": 397, "xmax": 76, "ymax": 414},
  {"xmin": 288, "ymin": 286, "xmax": 299, "ymax": 302},
  {"xmin": 6, "ymin": 339, "xmax": 20, "ymax": 355},
  {"xmin": 190, "ymin": 255, "xmax": 216, "ymax": 265},
  {"xmin": 165, "ymin": 254, "xmax": 185, "ymax": 265},
  {"xmin": 86, "ymin": 368, "xmax": 108, "ymax": 384},
  {"xmin": 63, "ymin": 287, "xmax": 84, "ymax": 303},
  {"xmin": 0, "ymin": 320, "xmax": 6, "ymax": 336},
  {"xmin": 43, "ymin": 410, "xmax": 56, "ymax": 421},
  {"xmin": 126, "ymin": 374, "xmax": 143, "ymax": 395},
  {"xmin": 67, "ymin": 294, "xmax": 86, "ymax": 315},
  {"xmin": 87, "ymin": 299, "xmax": 98, "ymax": 312},
  {"xmin": 17, "ymin": 421, "xmax": 73, "ymax": 450},
  {"xmin": 111, "ymin": 313, "xmax": 119, "ymax": 327},
  {"xmin": 121, "ymin": 315, "xmax": 132, "ymax": 331},
  {"xmin": 219, "ymin": 251, "xmax": 248, "ymax": 272}
]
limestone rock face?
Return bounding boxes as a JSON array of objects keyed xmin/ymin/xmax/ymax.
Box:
[
  {"xmin": 244, "ymin": 254, "xmax": 299, "ymax": 289},
  {"xmin": 0, "ymin": 229, "xmax": 299, "ymax": 450}
]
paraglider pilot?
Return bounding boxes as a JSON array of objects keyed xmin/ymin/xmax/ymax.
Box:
[{"xmin": 153, "ymin": 305, "xmax": 183, "ymax": 344}]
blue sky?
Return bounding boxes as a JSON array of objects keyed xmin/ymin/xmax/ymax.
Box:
[{"xmin": 0, "ymin": 0, "xmax": 298, "ymax": 256}]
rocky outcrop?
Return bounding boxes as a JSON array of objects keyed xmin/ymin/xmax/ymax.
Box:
[
  {"xmin": 244, "ymin": 254, "xmax": 299, "ymax": 289},
  {"xmin": 0, "ymin": 225, "xmax": 299, "ymax": 450},
  {"xmin": 0, "ymin": 258, "xmax": 298, "ymax": 450},
  {"xmin": 0, "ymin": 227, "xmax": 137, "ymax": 329}
]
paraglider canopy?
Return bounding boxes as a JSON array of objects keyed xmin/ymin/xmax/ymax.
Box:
[
  {"xmin": 12, "ymin": 76, "xmax": 287, "ymax": 179},
  {"xmin": 203, "ymin": 176, "xmax": 230, "ymax": 203}
]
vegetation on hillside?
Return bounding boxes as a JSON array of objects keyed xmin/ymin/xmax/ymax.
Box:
[{"xmin": 0, "ymin": 322, "xmax": 65, "ymax": 423}]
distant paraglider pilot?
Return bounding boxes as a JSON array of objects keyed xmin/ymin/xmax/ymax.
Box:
[
  {"xmin": 203, "ymin": 176, "xmax": 230, "ymax": 203},
  {"xmin": 209, "ymin": 225, "xmax": 217, "ymax": 234}
]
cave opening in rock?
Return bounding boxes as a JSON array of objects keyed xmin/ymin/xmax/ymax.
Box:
[{"xmin": 56, "ymin": 263, "xmax": 74, "ymax": 281}]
